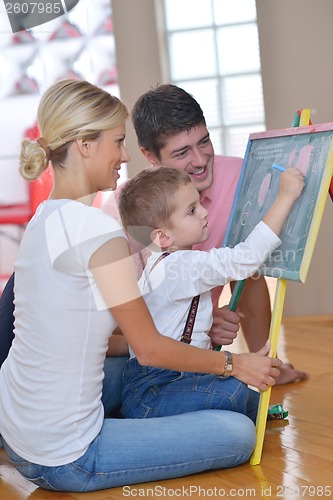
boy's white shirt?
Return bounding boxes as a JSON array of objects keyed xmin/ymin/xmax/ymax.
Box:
[{"xmin": 129, "ymin": 221, "xmax": 281, "ymax": 358}]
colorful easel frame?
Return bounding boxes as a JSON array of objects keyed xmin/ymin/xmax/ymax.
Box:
[
  {"xmin": 251, "ymin": 109, "xmax": 333, "ymax": 464},
  {"xmin": 223, "ymin": 109, "xmax": 333, "ymax": 464}
]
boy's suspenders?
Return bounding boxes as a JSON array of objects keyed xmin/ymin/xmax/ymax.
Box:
[
  {"xmin": 179, "ymin": 295, "xmax": 200, "ymax": 344},
  {"xmin": 147, "ymin": 252, "xmax": 200, "ymax": 345}
]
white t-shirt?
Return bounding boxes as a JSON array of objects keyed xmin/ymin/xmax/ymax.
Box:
[
  {"xmin": 129, "ymin": 221, "xmax": 281, "ymax": 358},
  {"xmin": 0, "ymin": 200, "xmax": 126, "ymax": 466}
]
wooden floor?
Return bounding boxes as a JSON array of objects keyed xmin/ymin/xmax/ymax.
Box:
[{"xmin": 1, "ymin": 315, "xmax": 333, "ymax": 500}]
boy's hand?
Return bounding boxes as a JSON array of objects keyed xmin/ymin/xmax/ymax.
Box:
[
  {"xmin": 263, "ymin": 167, "xmax": 305, "ymax": 236},
  {"xmin": 278, "ymin": 167, "xmax": 305, "ymax": 204}
]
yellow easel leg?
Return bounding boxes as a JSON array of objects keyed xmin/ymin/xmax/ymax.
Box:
[
  {"xmin": 250, "ymin": 278, "xmax": 287, "ymax": 465},
  {"xmin": 299, "ymin": 108, "xmax": 311, "ymax": 126}
]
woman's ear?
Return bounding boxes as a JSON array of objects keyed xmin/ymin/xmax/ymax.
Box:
[
  {"xmin": 76, "ymin": 139, "xmax": 91, "ymax": 158},
  {"xmin": 151, "ymin": 228, "xmax": 173, "ymax": 249}
]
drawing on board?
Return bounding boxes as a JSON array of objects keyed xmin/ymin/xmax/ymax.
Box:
[{"xmin": 224, "ymin": 123, "xmax": 333, "ymax": 282}]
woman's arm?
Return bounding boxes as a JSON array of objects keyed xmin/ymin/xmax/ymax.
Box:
[
  {"xmin": 90, "ymin": 237, "xmax": 281, "ymax": 391},
  {"xmin": 110, "ymin": 295, "xmax": 281, "ymax": 390}
]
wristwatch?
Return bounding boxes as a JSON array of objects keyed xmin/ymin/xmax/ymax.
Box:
[{"xmin": 219, "ymin": 350, "xmax": 233, "ymax": 379}]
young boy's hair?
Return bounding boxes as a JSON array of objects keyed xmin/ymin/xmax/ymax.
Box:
[
  {"xmin": 131, "ymin": 84, "xmax": 206, "ymax": 159},
  {"xmin": 119, "ymin": 167, "xmax": 191, "ymax": 247}
]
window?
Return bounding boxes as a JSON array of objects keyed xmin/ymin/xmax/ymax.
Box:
[
  {"xmin": 163, "ymin": 0, "xmax": 266, "ymax": 157},
  {"xmin": 0, "ymin": 0, "xmax": 123, "ymax": 205}
]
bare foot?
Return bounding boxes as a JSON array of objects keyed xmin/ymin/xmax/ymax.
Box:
[{"xmin": 276, "ymin": 363, "xmax": 308, "ymax": 385}]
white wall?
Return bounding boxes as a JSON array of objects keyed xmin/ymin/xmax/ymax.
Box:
[
  {"xmin": 112, "ymin": 0, "xmax": 167, "ymax": 178},
  {"xmin": 256, "ymin": 0, "xmax": 333, "ymax": 315}
]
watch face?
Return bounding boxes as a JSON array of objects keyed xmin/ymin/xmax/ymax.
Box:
[
  {"xmin": 216, "ymin": 351, "xmax": 233, "ymax": 378},
  {"xmin": 224, "ymin": 352, "xmax": 233, "ymax": 372}
]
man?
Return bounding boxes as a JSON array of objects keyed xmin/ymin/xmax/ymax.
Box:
[{"xmin": 130, "ymin": 83, "xmax": 307, "ymax": 384}]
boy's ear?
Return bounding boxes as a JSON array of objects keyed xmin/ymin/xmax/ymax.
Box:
[
  {"xmin": 140, "ymin": 147, "xmax": 161, "ymax": 167},
  {"xmin": 151, "ymin": 228, "xmax": 173, "ymax": 249}
]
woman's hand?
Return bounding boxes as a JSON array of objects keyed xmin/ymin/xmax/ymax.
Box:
[{"xmin": 231, "ymin": 341, "xmax": 282, "ymax": 391}]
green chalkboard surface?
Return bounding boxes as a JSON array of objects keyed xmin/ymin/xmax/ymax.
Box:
[{"xmin": 224, "ymin": 123, "xmax": 333, "ymax": 282}]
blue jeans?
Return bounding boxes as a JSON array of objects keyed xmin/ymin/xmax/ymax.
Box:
[
  {"xmin": 0, "ymin": 356, "xmax": 256, "ymax": 492},
  {"xmin": 121, "ymin": 358, "xmax": 259, "ymax": 423}
]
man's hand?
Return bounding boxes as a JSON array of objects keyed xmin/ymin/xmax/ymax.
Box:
[
  {"xmin": 107, "ymin": 334, "xmax": 129, "ymax": 356},
  {"xmin": 209, "ymin": 305, "xmax": 244, "ymax": 346}
]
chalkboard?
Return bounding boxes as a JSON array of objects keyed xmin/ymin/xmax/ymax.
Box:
[{"xmin": 224, "ymin": 122, "xmax": 333, "ymax": 282}]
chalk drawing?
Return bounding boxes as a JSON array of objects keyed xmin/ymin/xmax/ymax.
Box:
[{"xmin": 225, "ymin": 125, "xmax": 333, "ymax": 282}]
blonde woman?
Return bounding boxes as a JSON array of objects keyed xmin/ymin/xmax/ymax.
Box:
[{"xmin": 0, "ymin": 80, "xmax": 281, "ymax": 492}]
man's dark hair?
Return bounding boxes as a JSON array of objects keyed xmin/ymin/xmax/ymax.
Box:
[{"xmin": 132, "ymin": 84, "xmax": 206, "ymax": 159}]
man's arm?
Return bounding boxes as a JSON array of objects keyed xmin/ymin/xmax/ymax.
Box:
[
  {"xmin": 236, "ymin": 276, "xmax": 271, "ymax": 352},
  {"xmin": 208, "ymin": 276, "xmax": 270, "ymax": 349},
  {"xmin": 107, "ymin": 333, "xmax": 129, "ymax": 356}
]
